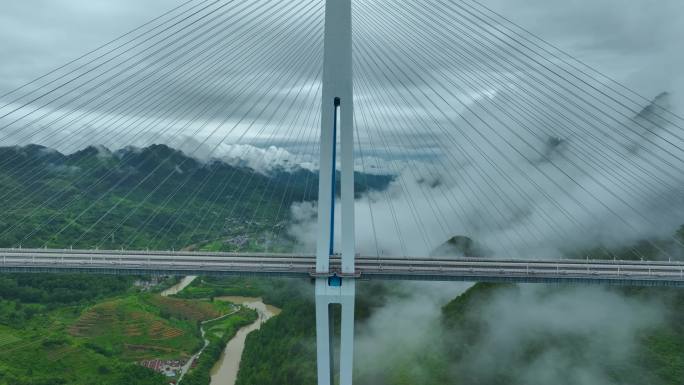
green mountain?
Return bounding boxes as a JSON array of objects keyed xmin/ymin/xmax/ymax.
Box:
[
  {"xmin": 0, "ymin": 144, "xmax": 392, "ymax": 251},
  {"xmin": 1, "ymin": 143, "xmax": 683, "ymax": 385},
  {"xmin": 430, "ymin": 235, "xmax": 482, "ymax": 258},
  {"xmin": 438, "ymin": 282, "xmax": 684, "ymax": 385},
  {"xmin": 232, "ymin": 228, "xmax": 684, "ymax": 385},
  {"xmin": 0, "ymin": 272, "xmax": 257, "ymax": 385}
]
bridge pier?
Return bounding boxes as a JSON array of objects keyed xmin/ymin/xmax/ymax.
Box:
[
  {"xmin": 316, "ymin": 0, "xmax": 355, "ymax": 384},
  {"xmin": 315, "ymin": 279, "xmax": 355, "ymax": 385}
]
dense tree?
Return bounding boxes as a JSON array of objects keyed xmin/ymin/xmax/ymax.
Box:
[{"xmin": 0, "ymin": 274, "xmax": 134, "ymax": 305}]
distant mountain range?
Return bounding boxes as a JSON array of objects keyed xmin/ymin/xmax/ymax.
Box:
[{"xmin": 0, "ymin": 144, "xmax": 392, "ymax": 251}]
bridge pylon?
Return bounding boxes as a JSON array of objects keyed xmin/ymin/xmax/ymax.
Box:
[{"xmin": 315, "ymin": 0, "xmax": 355, "ymax": 384}]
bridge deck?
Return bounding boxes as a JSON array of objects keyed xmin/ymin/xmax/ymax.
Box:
[{"xmin": 1, "ymin": 249, "xmax": 683, "ymax": 287}]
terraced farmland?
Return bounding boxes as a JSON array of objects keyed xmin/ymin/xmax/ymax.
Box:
[
  {"xmin": 146, "ymin": 294, "xmax": 229, "ymax": 321},
  {"xmin": 69, "ymin": 295, "xmax": 229, "ymax": 361}
]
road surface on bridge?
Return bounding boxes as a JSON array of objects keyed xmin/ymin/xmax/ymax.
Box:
[{"xmin": 1, "ymin": 248, "xmax": 683, "ymax": 287}]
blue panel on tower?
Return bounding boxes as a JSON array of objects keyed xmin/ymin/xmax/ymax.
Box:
[{"xmin": 328, "ymin": 275, "xmax": 342, "ymax": 287}]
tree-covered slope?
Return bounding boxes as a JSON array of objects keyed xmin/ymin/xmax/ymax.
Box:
[
  {"xmin": 229, "ymin": 228, "xmax": 684, "ymax": 385},
  {"xmin": 439, "ymin": 283, "xmax": 684, "ymax": 385},
  {"xmin": 0, "ymin": 272, "xmax": 257, "ymax": 385},
  {"xmin": 0, "ymin": 144, "xmax": 392, "ymax": 251},
  {"xmin": 0, "ymin": 274, "xmax": 169, "ymax": 385}
]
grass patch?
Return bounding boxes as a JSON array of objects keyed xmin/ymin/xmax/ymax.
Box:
[
  {"xmin": 174, "ymin": 277, "xmax": 265, "ymax": 300},
  {"xmin": 0, "ymin": 326, "xmax": 21, "ymax": 347}
]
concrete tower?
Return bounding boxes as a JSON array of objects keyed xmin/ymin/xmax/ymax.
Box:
[{"xmin": 315, "ymin": 0, "xmax": 355, "ymax": 384}]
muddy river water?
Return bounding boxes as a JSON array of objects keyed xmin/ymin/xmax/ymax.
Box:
[
  {"xmin": 209, "ymin": 296, "xmax": 281, "ymax": 385},
  {"xmin": 161, "ymin": 278, "xmax": 280, "ymax": 385},
  {"xmin": 160, "ymin": 276, "xmax": 197, "ymax": 296}
]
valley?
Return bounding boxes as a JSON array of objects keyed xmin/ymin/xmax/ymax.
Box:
[{"xmin": 0, "ymin": 144, "xmax": 682, "ymax": 385}]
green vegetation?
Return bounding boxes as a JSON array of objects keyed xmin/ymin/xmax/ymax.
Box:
[
  {"xmin": 435, "ymin": 283, "xmax": 684, "ymax": 385},
  {"xmin": 0, "ymin": 144, "xmax": 391, "ymax": 252},
  {"xmin": 1, "ymin": 143, "xmax": 683, "ymax": 384},
  {"xmin": 0, "ymin": 326, "xmax": 20, "ymax": 348},
  {"xmin": 0, "ymin": 274, "xmax": 136, "ymax": 306},
  {"xmin": 223, "ymin": 280, "xmax": 684, "ymax": 385},
  {"xmin": 175, "ymin": 277, "xmax": 267, "ymax": 300},
  {"xmin": 0, "ymin": 273, "xmax": 173, "ymax": 384},
  {"xmin": 212, "ymin": 269, "xmax": 684, "ymax": 385},
  {"xmin": 68, "ymin": 294, "xmax": 230, "ymax": 361},
  {"xmin": 182, "ymin": 307, "xmax": 257, "ymax": 385},
  {"xmin": 0, "ymin": 336, "xmax": 168, "ymax": 385},
  {"xmin": 203, "ymin": 307, "xmax": 255, "ymax": 340},
  {"xmin": 176, "ymin": 276, "xmax": 396, "ymax": 385},
  {"xmin": 0, "ymin": 303, "xmax": 167, "ymax": 384},
  {"xmin": 181, "ymin": 277, "xmax": 319, "ymax": 385},
  {"xmin": 0, "ymin": 272, "xmax": 244, "ymax": 385},
  {"xmin": 238, "ymin": 281, "xmax": 436, "ymax": 385},
  {"xmin": 0, "ymin": 274, "xmax": 137, "ymax": 330},
  {"xmin": 0, "ymin": 144, "xmax": 300, "ymax": 251},
  {"xmin": 166, "ymin": 277, "xmax": 309, "ymax": 382},
  {"xmin": 0, "ymin": 144, "xmax": 394, "ymax": 384}
]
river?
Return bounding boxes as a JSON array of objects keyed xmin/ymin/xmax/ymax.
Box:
[
  {"xmin": 160, "ymin": 276, "xmax": 197, "ymax": 296},
  {"xmin": 210, "ymin": 297, "xmax": 281, "ymax": 385},
  {"xmin": 160, "ymin": 278, "xmax": 281, "ymax": 385}
]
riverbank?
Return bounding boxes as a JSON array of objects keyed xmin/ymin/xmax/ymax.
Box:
[
  {"xmin": 163, "ymin": 279, "xmax": 279, "ymax": 385},
  {"xmin": 210, "ymin": 297, "xmax": 281, "ymax": 385},
  {"xmin": 161, "ymin": 276, "xmax": 198, "ymax": 297}
]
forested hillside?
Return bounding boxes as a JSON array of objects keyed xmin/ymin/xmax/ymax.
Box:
[
  {"xmin": 0, "ymin": 274, "xmax": 169, "ymax": 385},
  {"xmin": 0, "ymin": 144, "xmax": 391, "ymax": 251},
  {"xmin": 438, "ymin": 283, "xmax": 684, "ymax": 385},
  {"xmin": 230, "ymin": 228, "xmax": 684, "ymax": 385},
  {"xmin": 0, "ymin": 143, "xmax": 392, "ymax": 385},
  {"xmin": 0, "ymin": 143, "xmax": 682, "ymax": 385}
]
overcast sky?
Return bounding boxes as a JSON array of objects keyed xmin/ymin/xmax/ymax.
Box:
[
  {"xmin": 1, "ymin": 0, "xmax": 681, "ymax": 93},
  {"xmin": 1, "ymin": 0, "xmax": 683, "ymax": 256},
  {"xmin": 1, "ymin": 0, "xmax": 681, "ymax": 150},
  {"xmin": 0, "ymin": 0, "xmax": 681, "ymax": 158}
]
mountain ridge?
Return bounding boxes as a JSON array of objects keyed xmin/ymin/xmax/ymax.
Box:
[{"xmin": 0, "ymin": 143, "xmax": 392, "ymax": 251}]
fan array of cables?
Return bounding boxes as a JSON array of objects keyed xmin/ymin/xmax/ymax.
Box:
[
  {"xmin": 0, "ymin": 0, "xmax": 325, "ymax": 252},
  {"xmin": 352, "ymin": 0, "xmax": 684, "ymax": 259},
  {"xmin": 0, "ymin": 0, "xmax": 682, "ymax": 261}
]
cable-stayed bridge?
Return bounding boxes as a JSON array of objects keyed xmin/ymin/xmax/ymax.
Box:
[
  {"xmin": 2, "ymin": 248, "xmax": 684, "ymax": 287},
  {"xmin": 0, "ymin": 0, "xmax": 683, "ymax": 384}
]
